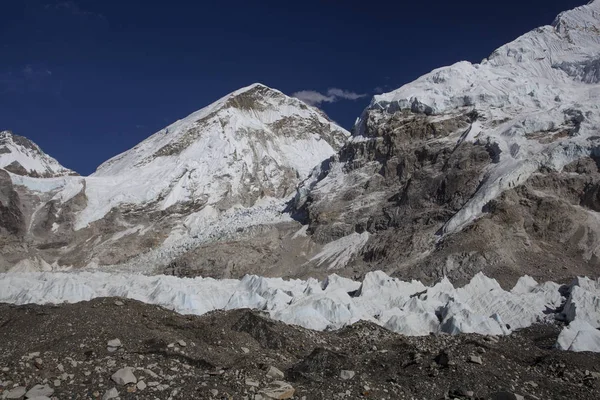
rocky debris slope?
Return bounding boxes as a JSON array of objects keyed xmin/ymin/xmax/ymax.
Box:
[
  {"xmin": 291, "ymin": 0, "xmax": 600, "ymax": 285},
  {"xmin": 0, "ymin": 299, "xmax": 599, "ymax": 399},
  {"xmin": 0, "ymin": 131, "xmax": 75, "ymax": 178},
  {"xmin": 1, "ymin": 271, "xmax": 599, "ymax": 352},
  {"xmin": 0, "ymin": 84, "xmax": 349, "ymax": 273}
]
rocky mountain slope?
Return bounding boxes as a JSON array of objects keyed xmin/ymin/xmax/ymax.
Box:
[
  {"xmin": 1, "ymin": 300, "xmax": 599, "ymax": 400},
  {"xmin": 291, "ymin": 0, "xmax": 600, "ymax": 287}
]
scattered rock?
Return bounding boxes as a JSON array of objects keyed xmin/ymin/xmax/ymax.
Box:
[
  {"xmin": 114, "ymin": 301, "xmax": 124, "ymax": 306},
  {"xmin": 4, "ymin": 386, "xmax": 26, "ymax": 399},
  {"xmin": 266, "ymin": 366, "xmax": 285, "ymax": 379},
  {"xmin": 435, "ymin": 351, "xmax": 450, "ymax": 368},
  {"xmin": 136, "ymin": 380, "xmax": 147, "ymax": 391},
  {"xmin": 107, "ymin": 339, "xmax": 122, "ymax": 348},
  {"xmin": 25, "ymin": 384, "xmax": 54, "ymax": 398},
  {"xmin": 469, "ymin": 355, "xmax": 483, "ymax": 365},
  {"xmin": 210, "ymin": 389, "xmax": 219, "ymax": 396},
  {"xmin": 340, "ymin": 370, "xmax": 356, "ymax": 380},
  {"xmin": 102, "ymin": 387, "xmax": 119, "ymax": 400},
  {"xmin": 111, "ymin": 367, "xmax": 137, "ymax": 385},
  {"xmin": 245, "ymin": 379, "xmax": 260, "ymax": 387},
  {"xmin": 241, "ymin": 347, "xmax": 250, "ymax": 354},
  {"xmin": 259, "ymin": 381, "xmax": 295, "ymax": 399},
  {"xmin": 177, "ymin": 340, "xmax": 187, "ymax": 347}
]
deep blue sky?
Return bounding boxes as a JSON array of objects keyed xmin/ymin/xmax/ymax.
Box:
[{"xmin": 1, "ymin": 0, "xmax": 587, "ymax": 175}]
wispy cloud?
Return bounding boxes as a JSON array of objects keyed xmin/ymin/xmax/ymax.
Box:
[
  {"xmin": 45, "ymin": 1, "xmax": 106, "ymax": 20},
  {"xmin": 0, "ymin": 64, "xmax": 55, "ymax": 95},
  {"xmin": 292, "ymin": 88, "xmax": 367, "ymax": 106}
]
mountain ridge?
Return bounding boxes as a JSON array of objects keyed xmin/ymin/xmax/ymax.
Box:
[{"xmin": 2, "ymin": 2, "xmax": 600, "ymax": 288}]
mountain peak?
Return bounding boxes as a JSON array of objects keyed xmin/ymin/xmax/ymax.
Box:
[
  {"xmin": 78, "ymin": 85, "xmax": 349, "ymax": 228},
  {"xmin": 0, "ymin": 130, "xmax": 76, "ymax": 178}
]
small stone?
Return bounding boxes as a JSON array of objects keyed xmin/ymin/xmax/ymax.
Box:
[
  {"xmin": 111, "ymin": 367, "xmax": 137, "ymax": 385},
  {"xmin": 53, "ymin": 380, "xmax": 61, "ymax": 387},
  {"xmin": 136, "ymin": 381, "xmax": 147, "ymax": 391},
  {"xmin": 57, "ymin": 364, "xmax": 64, "ymax": 372},
  {"xmin": 114, "ymin": 300, "xmax": 124, "ymax": 306},
  {"xmin": 4, "ymin": 386, "xmax": 26, "ymax": 399},
  {"xmin": 144, "ymin": 369, "xmax": 159, "ymax": 378},
  {"xmin": 102, "ymin": 387, "xmax": 119, "ymax": 400},
  {"xmin": 259, "ymin": 381, "xmax": 295, "ymax": 399},
  {"xmin": 241, "ymin": 347, "xmax": 250, "ymax": 354},
  {"xmin": 266, "ymin": 366, "xmax": 285, "ymax": 380},
  {"xmin": 107, "ymin": 339, "xmax": 122, "ymax": 348},
  {"xmin": 25, "ymin": 384, "xmax": 54, "ymax": 398},
  {"xmin": 245, "ymin": 379, "xmax": 260, "ymax": 387},
  {"xmin": 452, "ymin": 387, "xmax": 474, "ymax": 398},
  {"xmin": 434, "ymin": 351, "xmax": 450, "ymax": 367},
  {"xmin": 177, "ymin": 340, "xmax": 187, "ymax": 347},
  {"xmin": 25, "ymin": 352, "xmax": 40, "ymax": 360},
  {"xmin": 469, "ymin": 355, "xmax": 483, "ymax": 365},
  {"xmin": 1, "ymin": 367, "xmax": 9, "ymax": 372},
  {"xmin": 210, "ymin": 389, "xmax": 219, "ymax": 396},
  {"xmin": 340, "ymin": 370, "xmax": 356, "ymax": 380},
  {"xmin": 525, "ymin": 381, "xmax": 538, "ymax": 388}
]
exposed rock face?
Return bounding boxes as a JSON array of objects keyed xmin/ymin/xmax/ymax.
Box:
[
  {"xmin": 290, "ymin": 108, "xmax": 600, "ymax": 287},
  {"xmin": 287, "ymin": 1, "xmax": 600, "ymax": 286}
]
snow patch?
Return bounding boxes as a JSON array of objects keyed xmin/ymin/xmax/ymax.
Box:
[{"xmin": 309, "ymin": 232, "xmax": 370, "ymax": 270}]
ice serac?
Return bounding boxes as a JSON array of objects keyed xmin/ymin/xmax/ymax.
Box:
[
  {"xmin": 0, "ymin": 131, "xmax": 76, "ymax": 178},
  {"xmin": 291, "ymin": 1, "xmax": 600, "ymax": 286},
  {"xmin": 2, "ymin": 270, "xmax": 598, "ymax": 353}
]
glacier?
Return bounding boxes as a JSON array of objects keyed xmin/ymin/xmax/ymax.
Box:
[{"xmin": 1, "ymin": 270, "xmax": 599, "ymax": 353}]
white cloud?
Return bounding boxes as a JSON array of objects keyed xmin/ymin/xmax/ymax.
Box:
[
  {"xmin": 292, "ymin": 88, "xmax": 367, "ymax": 106},
  {"xmin": 0, "ymin": 65, "xmax": 53, "ymax": 94},
  {"xmin": 326, "ymin": 88, "xmax": 366, "ymax": 100},
  {"xmin": 45, "ymin": 1, "xmax": 106, "ymax": 20}
]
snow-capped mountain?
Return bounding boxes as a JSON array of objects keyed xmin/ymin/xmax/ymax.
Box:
[
  {"xmin": 0, "ymin": 84, "xmax": 349, "ymax": 272},
  {"xmin": 361, "ymin": 0, "xmax": 600, "ymax": 235},
  {"xmin": 74, "ymin": 83, "xmax": 348, "ymax": 230},
  {"xmin": 291, "ymin": 0, "xmax": 600, "ymax": 285},
  {"xmin": 3, "ymin": 2, "xmax": 600, "ymax": 289},
  {"xmin": 0, "ymin": 131, "xmax": 75, "ymax": 178}
]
